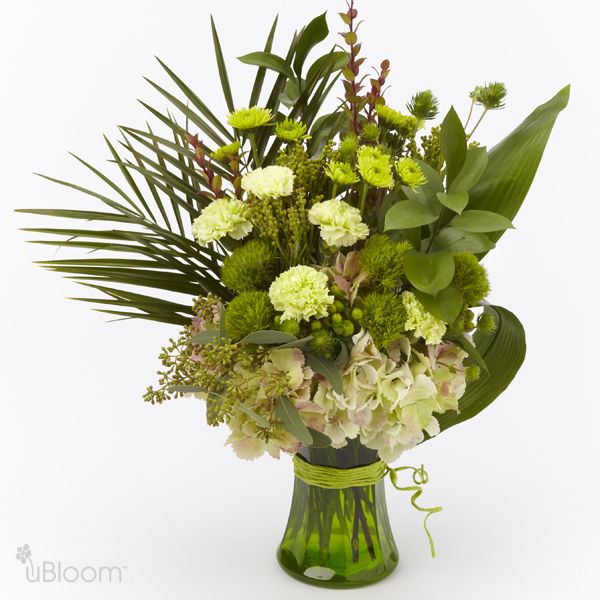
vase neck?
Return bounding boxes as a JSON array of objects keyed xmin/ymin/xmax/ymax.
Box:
[{"xmin": 298, "ymin": 438, "xmax": 379, "ymax": 468}]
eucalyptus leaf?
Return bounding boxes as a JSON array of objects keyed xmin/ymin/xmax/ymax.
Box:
[
  {"xmin": 436, "ymin": 191, "xmax": 469, "ymax": 215},
  {"xmin": 168, "ymin": 385, "xmax": 208, "ymax": 394},
  {"xmin": 335, "ymin": 342, "xmax": 349, "ymax": 369},
  {"xmin": 449, "ymin": 146, "xmax": 488, "ymax": 193},
  {"xmin": 384, "ymin": 199, "xmax": 439, "ymax": 231},
  {"xmin": 451, "ymin": 210, "xmax": 514, "ymax": 233},
  {"xmin": 277, "ymin": 335, "xmax": 314, "ymax": 349},
  {"xmin": 305, "ymin": 352, "xmax": 343, "ymax": 394},
  {"xmin": 413, "ymin": 286, "xmax": 463, "ymax": 323},
  {"xmin": 191, "ymin": 330, "xmax": 220, "ymax": 345},
  {"xmin": 404, "ymin": 250, "xmax": 455, "ymax": 296},
  {"xmin": 238, "ymin": 403, "xmax": 270, "ymax": 428},
  {"xmin": 238, "ymin": 51, "xmax": 296, "ymax": 80},
  {"xmin": 440, "ymin": 107, "xmax": 467, "ymax": 187},
  {"xmin": 275, "ymin": 396, "xmax": 313, "ymax": 445},
  {"xmin": 242, "ymin": 330, "xmax": 298, "ymax": 345},
  {"xmin": 306, "ymin": 428, "xmax": 333, "ymax": 448}
]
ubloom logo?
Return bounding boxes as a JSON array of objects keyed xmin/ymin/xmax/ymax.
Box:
[{"xmin": 16, "ymin": 544, "xmax": 127, "ymax": 584}]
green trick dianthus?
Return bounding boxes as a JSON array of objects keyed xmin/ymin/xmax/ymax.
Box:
[
  {"xmin": 359, "ymin": 291, "xmax": 406, "ymax": 348},
  {"xmin": 309, "ymin": 329, "xmax": 338, "ymax": 359},
  {"xmin": 221, "ymin": 240, "xmax": 278, "ymax": 293},
  {"xmin": 452, "ymin": 252, "xmax": 491, "ymax": 306},
  {"xmin": 360, "ymin": 234, "xmax": 412, "ymax": 290},
  {"xmin": 224, "ymin": 291, "xmax": 275, "ymax": 341}
]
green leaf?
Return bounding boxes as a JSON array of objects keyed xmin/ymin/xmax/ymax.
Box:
[
  {"xmin": 440, "ymin": 107, "xmax": 467, "ymax": 187},
  {"xmin": 249, "ymin": 16, "xmax": 279, "ymax": 106},
  {"xmin": 210, "ymin": 16, "xmax": 235, "ymax": 113},
  {"xmin": 242, "ymin": 330, "xmax": 297, "ymax": 345},
  {"xmin": 404, "ymin": 250, "xmax": 455, "ymax": 296},
  {"xmin": 293, "ymin": 12, "xmax": 329, "ymax": 77},
  {"xmin": 335, "ymin": 342, "xmax": 349, "ymax": 369},
  {"xmin": 238, "ymin": 403, "xmax": 269, "ymax": 428},
  {"xmin": 415, "ymin": 160, "xmax": 444, "ymax": 193},
  {"xmin": 305, "ymin": 353, "xmax": 343, "ymax": 394},
  {"xmin": 275, "ymin": 397, "xmax": 313, "ymax": 445},
  {"xmin": 413, "ymin": 286, "xmax": 463, "ymax": 323},
  {"xmin": 468, "ymin": 86, "xmax": 569, "ymax": 250},
  {"xmin": 449, "ymin": 146, "xmax": 488, "ymax": 193},
  {"xmin": 384, "ymin": 199, "xmax": 439, "ymax": 231},
  {"xmin": 191, "ymin": 330, "xmax": 220, "ymax": 345},
  {"xmin": 434, "ymin": 305, "xmax": 526, "ymax": 434},
  {"xmin": 277, "ymin": 336, "xmax": 314, "ymax": 349},
  {"xmin": 436, "ymin": 191, "xmax": 469, "ymax": 215},
  {"xmin": 306, "ymin": 428, "xmax": 333, "ymax": 448},
  {"xmin": 432, "ymin": 227, "xmax": 496, "ymax": 253},
  {"xmin": 451, "ymin": 210, "xmax": 514, "ymax": 233},
  {"xmin": 169, "ymin": 385, "xmax": 207, "ymax": 394},
  {"xmin": 238, "ymin": 51, "xmax": 296, "ymax": 80},
  {"xmin": 449, "ymin": 334, "xmax": 488, "ymax": 373},
  {"xmin": 306, "ymin": 51, "xmax": 348, "ymax": 83}
]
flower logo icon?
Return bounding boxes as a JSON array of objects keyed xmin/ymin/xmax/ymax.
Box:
[{"xmin": 16, "ymin": 544, "xmax": 32, "ymax": 564}]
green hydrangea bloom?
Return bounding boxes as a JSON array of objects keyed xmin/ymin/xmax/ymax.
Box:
[
  {"xmin": 221, "ymin": 239, "xmax": 278, "ymax": 293},
  {"xmin": 359, "ymin": 291, "xmax": 407, "ymax": 348},
  {"xmin": 224, "ymin": 291, "xmax": 276, "ymax": 341},
  {"xmin": 275, "ymin": 118, "xmax": 308, "ymax": 142},
  {"xmin": 401, "ymin": 291, "xmax": 446, "ymax": 345},
  {"xmin": 227, "ymin": 106, "xmax": 273, "ymax": 130},
  {"xmin": 376, "ymin": 105, "xmax": 419, "ymax": 136},
  {"xmin": 356, "ymin": 146, "xmax": 394, "ymax": 189},
  {"xmin": 452, "ymin": 252, "xmax": 491, "ymax": 305},
  {"xmin": 395, "ymin": 157, "xmax": 427, "ymax": 189},
  {"xmin": 324, "ymin": 160, "xmax": 360, "ymax": 186},
  {"xmin": 360, "ymin": 234, "xmax": 412, "ymax": 290}
]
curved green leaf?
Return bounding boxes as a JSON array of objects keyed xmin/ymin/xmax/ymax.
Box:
[
  {"xmin": 238, "ymin": 51, "xmax": 295, "ymax": 80},
  {"xmin": 451, "ymin": 210, "xmax": 514, "ymax": 233},
  {"xmin": 306, "ymin": 428, "xmax": 333, "ymax": 448},
  {"xmin": 413, "ymin": 286, "xmax": 463, "ymax": 323},
  {"xmin": 436, "ymin": 305, "xmax": 526, "ymax": 434},
  {"xmin": 468, "ymin": 86, "xmax": 569, "ymax": 249},
  {"xmin": 305, "ymin": 352, "xmax": 343, "ymax": 394},
  {"xmin": 306, "ymin": 51, "xmax": 348, "ymax": 82},
  {"xmin": 432, "ymin": 227, "xmax": 496, "ymax": 253},
  {"xmin": 436, "ymin": 191, "xmax": 469, "ymax": 215},
  {"xmin": 293, "ymin": 12, "xmax": 328, "ymax": 77},
  {"xmin": 449, "ymin": 146, "xmax": 488, "ymax": 193},
  {"xmin": 242, "ymin": 330, "xmax": 297, "ymax": 345},
  {"xmin": 404, "ymin": 250, "xmax": 455, "ymax": 296},
  {"xmin": 440, "ymin": 107, "xmax": 467, "ymax": 187},
  {"xmin": 275, "ymin": 396, "xmax": 313, "ymax": 444},
  {"xmin": 384, "ymin": 199, "xmax": 439, "ymax": 231}
]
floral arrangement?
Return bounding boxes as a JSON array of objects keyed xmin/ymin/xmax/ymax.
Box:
[{"xmin": 20, "ymin": 1, "xmax": 567, "ymax": 585}]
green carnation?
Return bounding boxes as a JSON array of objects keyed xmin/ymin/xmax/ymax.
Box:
[
  {"xmin": 401, "ymin": 291, "xmax": 446, "ymax": 345},
  {"xmin": 309, "ymin": 329, "xmax": 338, "ymax": 359},
  {"xmin": 452, "ymin": 252, "xmax": 491, "ymax": 305},
  {"xmin": 395, "ymin": 157, "xmax": 427, "ymax": 189},
  {"xmin": 211, "ymin": 140, "xmax": 241, "ymax": 161},
  {"xmin": 221, "ymin": 239, "xmax": 278, "ymax": 293},
  {"xmin": 224, "ymin": 291, "xmax": 275, "ymax": 341},
  {"xmin": 324, "ymin": 161, "xmax": 360, "ymax": 186},
  {"xmin": 227, "ymin": 106, "xmax": 273, "ymax": 130},
  {"xmin": 376, "ymin": 105, "xmax": 419, "ymax": 136},
  {"xmin": 356, "ymin": 146, "xmax": 394, "ymax": 189},
  {"xmin": 359, "ymin": 291, "xmax": 407, "ymax": 348},
  {"xmin": 275, "ymin": 118, "xmax": 308, "ymax": 142},
  {"xmin": 360, "ymin": 234, "xmax": 412, "ymax": 290}
]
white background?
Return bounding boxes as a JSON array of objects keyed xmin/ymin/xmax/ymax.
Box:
[{"xmin": 1, "ymin": 0, "xmax": 599, "ymax": 598}]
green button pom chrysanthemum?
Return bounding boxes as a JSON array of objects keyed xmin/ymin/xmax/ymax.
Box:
[
  {"xmin": 395, "ymin": 157, "xmax": 427, "ymax": 189},
  {"xmin": 376, "ymin": 105, "xmax": 419, "ymax": 136},
  {"xmin": 275, "ymin": 118, "xmax": 308, "ymax": 142},
  {"xmin": 356, "ymin": 146, "xmax": 394, "ymax": 189},
  {"xmin": 227, "ymin": 106, "xmax": 273, "ymax": 130},
  {"xmin": 324, "ymin": 160, "xmax": 360, "ymax": 186},
  {"xmin": 211, "ymin": 140, "xmax": 241, "ymax": 161}
]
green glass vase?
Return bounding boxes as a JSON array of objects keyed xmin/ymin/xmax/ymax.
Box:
[{"xmin": 277, "ymin": 439, "xmax": 399, "ymax": 588}]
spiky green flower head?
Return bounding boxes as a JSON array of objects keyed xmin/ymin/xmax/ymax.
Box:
[
  {"xmin": 275, "ymin": 118, "xmax": 308, "ymax": 142},
  {"xmin": 338, "ymin": 134, "xmax": 359, "ymax": 161},
  {"xmin": 227, "ymin": 106, "xmax": 273, "ymax": 130},
  {"xmin": 241, "ymin": 165, "xmax": 295, "ymax": 200},
  {"xmin": 309, "ymin": 329, "xmax": 338, "ymax": 359},
  {"xmin": 224, "ymin": 291, "xmax": 276, "ymax": 341},
  {"xmin": 470, "ymin": 82, "xmax": 507, "ymax": 110},
  {"xmin": 395, "ymin": 157, "xmax": 427, "ymax": 190},
  {"xmin": 278, "ymin": 318, "xmax": 301, "ymax": 337},
  {"xmin": 308, "ymin": 198, "xmax": 369, "ymax": 248},
  {"xmin": 221, "ymin": 239, "xmax": 278, "ymax": 294},
  {"xmin": 376, "ymin": 105, "xmax": 419, "ymax": 137},
  {"xmin": 477, "ymin": 311, "xmax": 496, "ymax": 334},
  {"xmin": 269, "ymin": 265, "xmax": 334, "ymax": 322},
  {"xmin": 359, "ymin": 291, "xmax": 407, "ymax": 348},
  {"xmin": 324, "ymin": 161, "xmax": 360, "ymax": 186},
  {"xmin": 452, "ymin": 252, "xmax": 491, "ymax": 305},
  {"xmin": 359, "ymin": 234, "xmax": 412, "ymax": 290},
  {"xmin": 356, "ymin": 146, "xmax": 394, "ymax": 189},
  {"xmin": 211, "ymin": 140, "xmax": 241, "ymax": 161},
  {"xmin": 401, "ymin": 291, "xmax": 446, "ymax": 345},
  {"xmin": 360, "ymin": 122, "xmax": 381, "ymax": 143},
  {"xmin": 406, "ymin": 90, "xmax": 439, "ymax": 121},
  {"xmin": 192, "ymin": 198, "xmax": 253, "ymax": 247}
]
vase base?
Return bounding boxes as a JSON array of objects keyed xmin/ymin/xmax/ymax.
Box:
[{"xmin": 276, "ymin": 547, "xmax": 398, "ymax": 589}]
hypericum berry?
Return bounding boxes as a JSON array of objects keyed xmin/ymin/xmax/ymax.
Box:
[
  {"xmin": 310, "ymin": 320, "xmax": 323, "ymax": 332},
  {"xmin": 331, "ymin": 313, "xmax": 343, "ymax": 325},
  {"xmin": 351, "ymin": 308, "xmax": 363, "ymax": 321}
]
